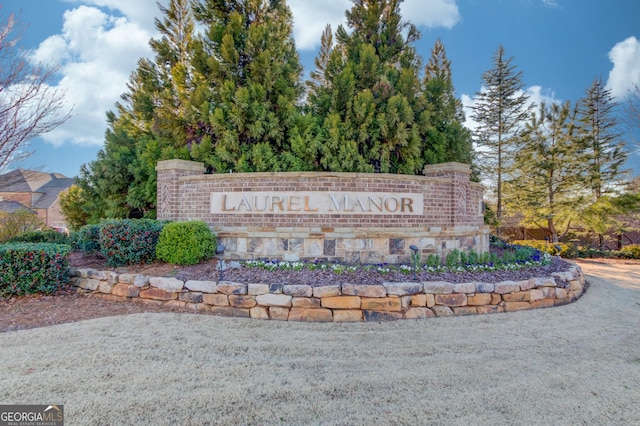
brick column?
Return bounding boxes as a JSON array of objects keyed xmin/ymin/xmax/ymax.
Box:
[
  {"xmin": 156, "ymin": 160, "xmax": 205, "ymax": 220},
  {"xmin": 423, "ymin": 162, "xmax": 472, "ymax": 226}
]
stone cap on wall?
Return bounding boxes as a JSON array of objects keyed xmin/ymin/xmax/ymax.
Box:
[
  {"xmin": 423, "ymin": 162, "xmax": 471, "ymax": 176},
  {"xmin": 156, "ymin": 159, "xmax": 205, "ymax": 172}
]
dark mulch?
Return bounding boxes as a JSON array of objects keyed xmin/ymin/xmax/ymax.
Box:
[{"xmin": 69, "ymin": 251, "xmax": 572, "ymax": 287}]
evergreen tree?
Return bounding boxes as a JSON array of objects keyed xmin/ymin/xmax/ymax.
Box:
[
  {"xmin": 471, "ymin": 45, "xmax": 533, "ymax": 228},
  {"xmin": 506, "ymin": 102, "xmax": 584, "ymax": 242},
  {"xmin": 78, "ymin": 112, "xmax": 139, "ymax": 221},
  {"xmin": 578, "ymin": 77, "xmax": 628, "ymax": 200},
  {"xmin": 307, "ymin": 0, "xmax": 425, "ymax": 174},
  {"xmin": 306, "ymin": 24, "xmax": 333, "ymax": 103},
  {"xmin": 577, "ymin": 78, "xmax": 630, "ymax": 249},
  {"xmin": 190, "ymin": 0, "xmax": 304, "ymax": 172},
  {"xmin": 59, "ymin": 185, "xmax": 89, "ymax": 231},
  {"xmin": 422, "ymin": 38, "xmax": 473, "ymax": 165},
  {"xmin": 78, "ymin": 0, "xmax": 195, "ymax": 220}
]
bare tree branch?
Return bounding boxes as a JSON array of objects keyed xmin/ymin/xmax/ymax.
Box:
[{"xmin": 0, "ymin": 9, "xmax": 72, "ymax": 171}]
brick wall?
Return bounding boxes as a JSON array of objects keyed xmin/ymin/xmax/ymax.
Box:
[{"xmin": 156, "ymin": 160, "xmax": 489, "ymax": 263}]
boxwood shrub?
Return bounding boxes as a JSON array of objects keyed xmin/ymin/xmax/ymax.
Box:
[
  {"xmin": 0, "ymin": 243, "xmax": 71, "ymax": 296},
  {"xmin": 156, "ymin": 221, "xmax": 216, "ymax": 265},
  {"xmin": 71, "ymin": 224, "xmax": 101, "ymax": 253},
  {"xmin": 8, "ymin": 229, "xmax": 69, "ymax": 245},
  {"xmin": 99, "ymin": 219, "xmax": 165, "ymax": 267}
]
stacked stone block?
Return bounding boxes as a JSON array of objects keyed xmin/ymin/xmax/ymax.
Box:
[{"xmin": 69, "ymin": 266, "xmax": 586, "ymax": 322}]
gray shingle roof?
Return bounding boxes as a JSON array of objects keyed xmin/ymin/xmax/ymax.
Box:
[
  {"xmin": 0, "ymin": 200, "xmax": 33, "ymax": 213},
  {"xmin": 0, "ymin": 169, "xmax": 75, "ymax": 210},
  {"xmin": 32, "ymin": 177, "xmax": 76, "ymax": 209}
]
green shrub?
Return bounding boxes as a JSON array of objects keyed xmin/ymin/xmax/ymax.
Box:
[
  {"xmin": 426, "ymin": 253, "xmax": 441, "ymax": 267},
  {"xmin": 99, "ymin": 219, "xmax": 165, "ymax": 267},
  {"xmin": 0, "ymin": 243, "xmax": 71, "ymax": 296},
  {"xmin": 511, "ymin": 239, "xmax": 572, "ymax": 256},
  {"xmin": 618, "ymin": 244, "xmax": 640, "ymax": 259},
  {"xmin": 445, "ymin": 249, "xmax": 461, "ymax": 268},
  {"xmin": 71, "ymin": 224, "xmax": 101, "ymax": 253},
  {"xmin": 8, "ymin": 229, "xmax": 69, "ymax": 244},
  {"xmin": 156, "ymin": 221, "xmax": 216, "ymax": 265}
]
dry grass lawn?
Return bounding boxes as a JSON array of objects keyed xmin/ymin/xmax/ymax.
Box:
[{"xmin": 0, "ymin": 260, "xmax": 639, "ymax": 425}]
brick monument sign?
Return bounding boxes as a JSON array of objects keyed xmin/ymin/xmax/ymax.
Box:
[{"xmin": 156, "ymin": 159, "xmax": 489, "ymax": 263}]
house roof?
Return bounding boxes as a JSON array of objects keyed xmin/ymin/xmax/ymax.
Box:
[
  {"xmin": 33, "ymin": 177, "xmax": 76, "ymax": 209},
  {"xmin": 0, "ymin": 169, "xmax": 57, "ymax": 192},
  {"xmin": 0, "ymin": 169, "xmax": 75, "ymax": 209},
  {"xmin": 0, "ymin": 200, "xmax": 33, "ymax": 214}
]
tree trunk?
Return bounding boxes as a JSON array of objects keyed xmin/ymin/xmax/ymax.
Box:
[{"xmin": 548, "ymin": 217, "xmax": 558, "ymax": 243}]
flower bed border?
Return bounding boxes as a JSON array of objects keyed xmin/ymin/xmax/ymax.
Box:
[{"xmin": 68, "ymin": 263, "xmax": 585, "ymax": 322}]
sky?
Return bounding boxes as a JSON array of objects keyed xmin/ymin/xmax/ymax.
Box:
[{"xmin": 3, "ymin": 0, "xmax": 640, "ymax": 178}]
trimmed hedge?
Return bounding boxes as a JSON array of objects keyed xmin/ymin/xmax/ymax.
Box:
[
  {"xmin": 156, "ymin": 221, "xmax": 216, "ymax": 265},
  {"xmin": 0, "ymin": 243, "xmax": 71, "ymax": 296},
  {"xmin": 8, "ymin": 229, "xmax": 69, "ymax": 245},
  {"xmin": 99, "ymin": 219, "xmax": 165, "ymax": 267},
  {"xmin": 71, "ymin": 224, "xmax": 101, "ymax": 253}
]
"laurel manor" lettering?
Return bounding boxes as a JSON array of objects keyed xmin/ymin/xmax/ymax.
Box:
[{"xmin": 210, "ymin": 192, "xmax": 423, "ymax": 215}]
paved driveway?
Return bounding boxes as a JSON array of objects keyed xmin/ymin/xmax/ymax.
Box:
[{"xmin": 574, "ymin": 259, "xmax": 640, "ymax": 291}]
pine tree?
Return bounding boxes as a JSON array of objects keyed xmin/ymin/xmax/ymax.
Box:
[
  {"xmin": 148, "ymin": 0, "xmax": 199, "ymax": 145},
  {"xmin": 422, "ymin": 38, "xmax": 473, "ymax": 165},
  {"xmin": 307, "ymin": 0, "xmax": 425, "ymax": 174},
  {"xmin": 506, "ymin": 102, "xmax": 585, "ymax": 242},
  {"xmin": 578, "ymin": 78, "xmax": 630, "ymax": 249},
  {"xmin": 471, "ymin": 46, "xmax": 533, "ymax": 228},
  {"xmin": 306, "ymin": 25, "xmax": 333, "ymax": 104},
  {"xmin": 578, "ymin": 77, "xmax": 628, "ymax": 200},
  {"xmin": 190, "ymin": 0, "xmax": 304, "ymax": 172}
]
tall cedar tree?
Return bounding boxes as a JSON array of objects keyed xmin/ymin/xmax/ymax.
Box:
[
  {"xmin": 190, "ymin": 0, "xmax": 304, "ymax": 172},
  {"xmin": 471, "ymin": 46, "xmax": 533, "ymax": 228},
  {"xmin": 422, "ymin": 38, "xmax": 473, "ymax": 165},
  {"xmin": 307, "ymin": 0, "xmax": 425, "ymax": 174},
  {"xmin": 79, "ymin": 0, "xmax": 196, "ymax": 220},
  {"xmin": 506, "ymin": 102, "xmax": 585, "ymax": 242},
  {"xmin": 578, "ymin": 77, "xmax": 630, "ymax": 249}
]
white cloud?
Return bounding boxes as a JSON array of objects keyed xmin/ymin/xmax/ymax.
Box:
[
  {"xmin": 30, "ymin": 3, "xmax": 165, "ymax": 146},
  {"xmin": 606, "ymin": 36, "xmax": 640, "ymax": 99},
  {"xmin": 288, "ymin": 0, "xmax": 350, "ymax": 50},
  {"xmin": 401, "ymin": 0, "xmax": 460, "ymax": 29},
  {"xmin": 289, "ymin": 0, "xmax": 460, "ymax": 51},
  {"xmin": 65, "ymin": 0, "xmax": 162, "ymax": 33},
  {"xmin": 525, "ymin": 85, "xmax": 560, "ymax": 110},
  {"xmin": 542, "ymin": 0, "xmax": 560, "ymax": 8}
]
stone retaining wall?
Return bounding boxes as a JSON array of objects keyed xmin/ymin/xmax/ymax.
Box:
[{"xmin": 69, "ymin": 265, "xmax": 586, "ymax": 322}]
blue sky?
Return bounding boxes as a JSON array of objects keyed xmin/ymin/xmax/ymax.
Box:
[{"xmin": 4, "ymin": 0, "xmax": 640, "ymax": 178}]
